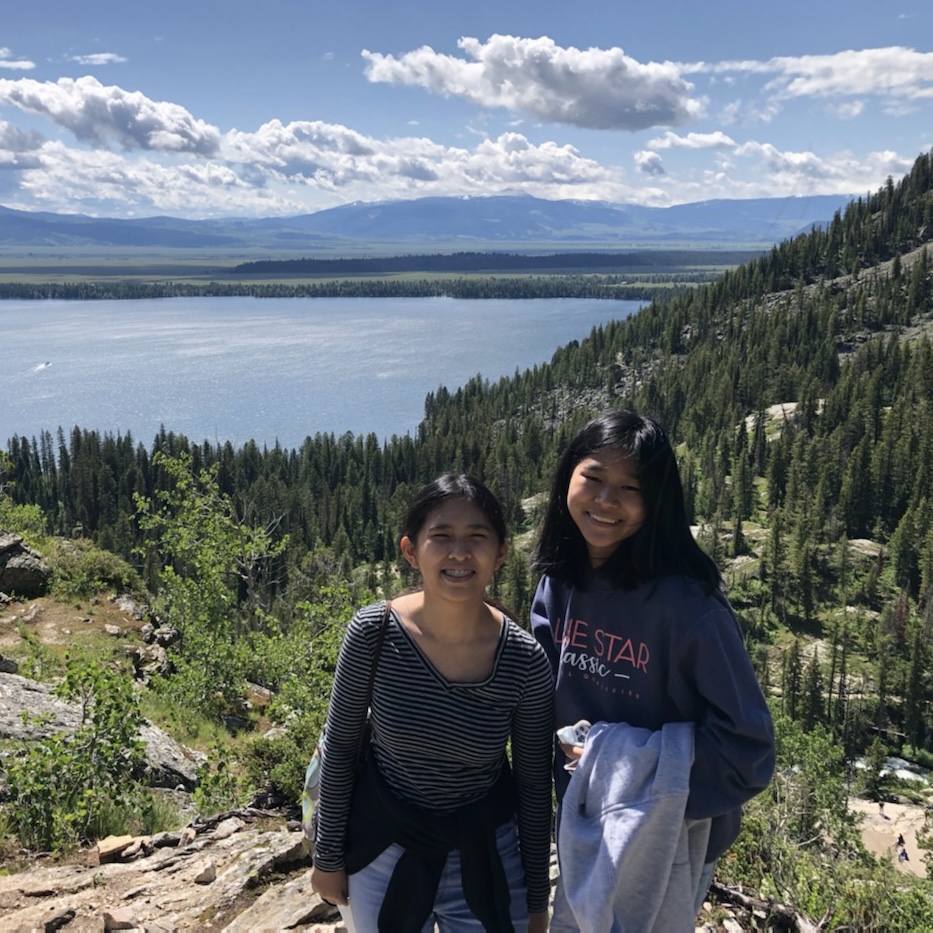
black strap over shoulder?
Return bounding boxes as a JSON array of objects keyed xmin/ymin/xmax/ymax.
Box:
[{"xmin": 355, "ymin": 599, "xmax": 391, "ymax": 764}]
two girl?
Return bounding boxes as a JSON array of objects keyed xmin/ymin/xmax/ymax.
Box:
[
  {"xmin": 312, "ymin": 410, "xmax": 773, "ymax": 931},
  {"xmin": 311, "ymin": 473, "xmax": 553, "ymax": 932},
  {"xmin": 531, "ymin": 410, "xmax": 775, "ymax": 930}
]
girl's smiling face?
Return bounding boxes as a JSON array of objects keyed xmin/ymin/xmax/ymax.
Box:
[
  {"xmin": 401, "ymin": 497, "xmax": 507, "ymax": 601},
  {"xmin": 566, "ymin": 448, "xmax": 646, "ymax": 567}
]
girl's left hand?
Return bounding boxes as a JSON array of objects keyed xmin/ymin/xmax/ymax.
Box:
[{"xmin": 528, "ymin": 909, "xmax": 548, "ymax": 933}]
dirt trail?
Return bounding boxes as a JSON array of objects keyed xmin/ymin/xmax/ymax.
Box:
[{"xmin": 850, "ymin": 798, "xmax": 928, "ymax": 877}]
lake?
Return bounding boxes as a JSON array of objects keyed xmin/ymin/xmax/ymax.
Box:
[{"xmin": 1, "ymin": 296, "xmax": 641, "ymax": 450}]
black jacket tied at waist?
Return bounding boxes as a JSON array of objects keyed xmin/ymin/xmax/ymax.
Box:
[{"xmin": 344, "ymin": 751, "xmax": 519, "ymax": 932}]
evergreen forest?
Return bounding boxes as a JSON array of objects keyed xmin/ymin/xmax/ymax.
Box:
[{"xmin": 2, "ymin": 149, "xmax": 933, "ymax": 929}]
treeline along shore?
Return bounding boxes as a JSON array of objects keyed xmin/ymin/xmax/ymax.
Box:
[
  {"xmin": 228, "ymin": 249, "xmax": 757, "ymax": 275},
  {"xmin": 0, "ymin": 276, "xmax": 659, "ymax": 301},
  {"xmin": 0, "ymin": 249, "xmax": 754, "ymax": 300}
]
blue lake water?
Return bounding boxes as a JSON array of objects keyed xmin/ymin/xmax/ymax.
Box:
[{"xmin": 1, "ymin": 296, "xmax": 641, "ymax": 450}]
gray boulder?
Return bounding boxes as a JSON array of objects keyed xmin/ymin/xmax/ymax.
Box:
[
  {"xmin": 126, "ymin": 641, "xmax": 175, "ymax": 683},
  {"xmin": 110, "ymin": 592, "xmax": 148, "ymax": 619},
  {"xmin": 0, "ymin": 531, "xmax": 51, "ymax": 598}
]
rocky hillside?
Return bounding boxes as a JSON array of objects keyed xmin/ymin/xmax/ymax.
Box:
[
  {"xmin": 0, "ymin": 587, "xmax": 345, "ymax": 932},
  {"xmin": 0, "ymin": 809, "xmax": 342, "ymax": 932}
]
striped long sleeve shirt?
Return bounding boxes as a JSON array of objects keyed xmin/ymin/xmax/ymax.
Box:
[{"xmin": 313, "ymin": 600, "xmax": 555, "ymax": 913}]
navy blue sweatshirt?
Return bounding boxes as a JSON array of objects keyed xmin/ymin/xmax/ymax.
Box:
[{"xmin": 532, "ymin": 571, "xmax": 775, "ymax": 860}]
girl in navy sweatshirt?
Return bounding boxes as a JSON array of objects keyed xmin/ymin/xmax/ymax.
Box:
[{"xmin": 531, "ymin": 410, "xmax": 775, "ymax": 930}]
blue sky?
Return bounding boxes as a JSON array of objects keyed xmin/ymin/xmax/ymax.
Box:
[{"xmin": 1, "ymin": 0, "xmax": 931, "ymax": 219}]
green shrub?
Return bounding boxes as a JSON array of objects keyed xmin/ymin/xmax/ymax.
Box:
[
  {"xmin": 139, "ymin": 790, "xmax": 188, "ymax": 835},
  {"xmin": 134, "ymin": 452, "xmax": 287, "ymax": 721},
  {"xmin": 0, "ymin": 499, "xmax": 47, "ymax": 544},
  {"xmin": 901, "ymin": 744, "xmax": 933, "ymax": 771},
  {"xmin": 241, "ymin": 712, "xmax": 319, "ymax": 803},
  {"xmin": 11, "ymin": 622, "xmax": 60, "ymax": 681},
  {"xmin": 4, "ymin": 658, "xmax": 147, "ymax": 851},
  {"xmin": 139, "ymin": 690, "xmax": 229, "ymax": 748},
  {"xmin": 0, "ymin": 808, "xmax": 12, "ymax": 851},
  {"xmin": 193, "ymin": 742, "xmax": 250, "ymax": 817},
  {"xmin": 85, "ymin": 796, "xmax": 140, "ymax": 841},
  {"xmin": 47, "ymin": 538, "xmax": 144, "ymax": 600},
  {"xmin": 724, "ymin": 708, "xmax": 933, "ymax": 930}
]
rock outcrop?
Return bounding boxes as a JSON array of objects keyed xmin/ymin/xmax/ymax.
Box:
[
  {"xmin": 0, "ymin": 531, "xmax": 51, "ymax": 598},
  {"xmin": 0, "ymin": 671, "xmax": 201, "ymax": 791},
  {"xmin": 0, "ymin": 808, "xmax": 345, "ymax": 932},
  {"xmin": 0, "ymin": 815, "xmax": 758, "ymax": 932},
  {"xmin": 126, "ymin": 622, "xmax": 181, "ymax": 683}
]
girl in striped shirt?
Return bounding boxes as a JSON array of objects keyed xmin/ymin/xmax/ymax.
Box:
[{"xmin": 311, "ymin": 473, "xmax": 554, "ymax": 932}]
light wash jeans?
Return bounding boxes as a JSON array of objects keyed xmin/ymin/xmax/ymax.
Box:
[
  {"xmin": 693, "ymin": 859, "xmax": 717, "ymax": 912},
  {"xmin": 549, "ymin": 860, "xmax": 717, "ymax": 931},
  {"xmin": 340, "ymin": 821, "xmax": 530, "ymax": 933}
]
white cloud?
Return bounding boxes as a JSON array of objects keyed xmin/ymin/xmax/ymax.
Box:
[
  {"xmin": 0, "ymin": 48, "xmax": 35, "ymax": 71},
  {"xmin": 70, "ymin": 53, "xmax": 128, "ymax": 66},
  {"xmin": 0, "ymin": 64, "xmax": 921, "ymax": 218},
  {"xmin": 223, "ymin": 120, "xmax": 627, "ymax": 201},
  {"xmin": 829, "ymin": 100, "xmax": 865, "ymax": 119},
  {"xmin": 3, "ymin": 113, "xmax": 643, "ymax": 216},
  {"xmin": 362, "ymin": 34, "xmax": 704, "ymax": 131},
  {"xmin": 1, "ymin": 113, "xmax": 918, "ymax": 217},
  {"xmin": 731, "ymin": 141, "xmax": 914, "ymax": 194},
  {"xmin": 625, "ymin": 140, "xmax": 917, "ymax": 204},
  {"xmin": 0, "ymin": 120, "xmax": 44, "ymax": 152},
  {"xmin": 719, "ymin": 100, "xmax": 742, "ymax": 125},
  {"xmin": 0, "ymin": 120, "xmax": 44, "ymax": 170},
  {"xmin": 646, "ymin": 130, "xmax": 736, "ymax": 150},
  {"xmin": 12, "ymin": 140, "xmax": 283, "ymax": 216},
  {"xmin": 767, "ymin": 47, "xmax": 933, "ymax": 101},
  {"xmin": 688, "ymin": 47, "xmax": 933, "ymax": 104},
  {"xmin": 882, "ymin": 99, "xmax": 919, "ymax": 117},
  {"xmin": 680, "ymin": 58, "xmax": 771, "ymax": 77},
  {"xmin": 0, "ymin": 76, "xmax": 220, "ymax": 154}
]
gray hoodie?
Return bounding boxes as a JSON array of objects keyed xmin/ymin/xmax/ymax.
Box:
[{"xmin": 557, "ymin": 720, "xmax": 711, "ymax": 932}]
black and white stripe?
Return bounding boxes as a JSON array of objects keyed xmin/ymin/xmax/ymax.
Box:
[{"xmin": 314, "ymin": 600, "xmax": 555, "ymax": 912}]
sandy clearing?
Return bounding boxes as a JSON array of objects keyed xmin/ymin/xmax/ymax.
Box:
[{"xmin": 849, "ymin": 798, "xmax": 928, "ymax": 878}]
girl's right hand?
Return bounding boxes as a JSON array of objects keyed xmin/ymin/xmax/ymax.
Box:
[
  {"xmin": 557, "ymin": 720, "xmax": 590, "ymax": 768},
  {"xmin": 559, "ymin": 740, "xmax": 584, "ymax": 765},
  {"xmin": 311, "ymin": 866, "xmax": 349, "ymax": 906}
]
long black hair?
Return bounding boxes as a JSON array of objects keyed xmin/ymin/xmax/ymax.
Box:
[{"xmin": 531, "ymin": 410, "xmax": 722, "ymax": 592}]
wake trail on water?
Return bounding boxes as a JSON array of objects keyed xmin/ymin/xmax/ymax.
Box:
[{"xmin": 0, "ymin": 361, "xmax": 53, "ymax": 384}]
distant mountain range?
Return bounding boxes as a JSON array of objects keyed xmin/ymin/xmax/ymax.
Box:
[{"xmin": 0, "ymin": 193, "xmax": 856, "ymax": 252}]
